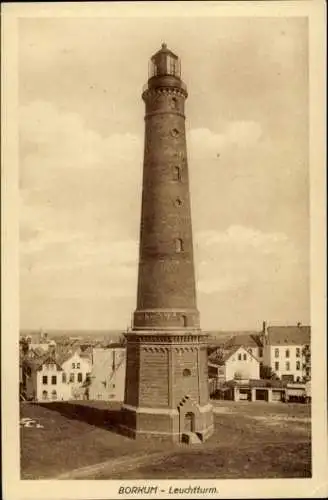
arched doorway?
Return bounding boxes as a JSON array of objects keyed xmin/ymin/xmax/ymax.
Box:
[{"xmin": 184, "ymin": 412, "xmax": 195, "ymax": 432}]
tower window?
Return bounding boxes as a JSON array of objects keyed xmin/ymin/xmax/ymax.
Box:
[
  {"xmin": 183, "ymin": 368, "xmax": 191, "ymax": 377},
  {"xmin": 175, "ymin": 238, "xmax": 184, "ymax": 253},
  {"xmin": 175, "ymin": 197, "xmax": 183, "ymax": 207},
  {"xmin": 171, "ymin": 97, "xmax": 178, "ymax": 109},
  {"xmin": 173, "ymin": 166, "xmax": 181, "ymax": 182},
  {"xmin": 171, "ymin": 128, "xmax": 179, "ymax": 137}
]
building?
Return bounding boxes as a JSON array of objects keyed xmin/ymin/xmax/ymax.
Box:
[
  {"xmin": 209, "ymin": 345, "xmax": 260, "ymax": 383},
  {"xmin": 59, "ymin": 350, "xmax": 92, "ymax": 399},
  {"xmin": 261, "ymin": 322, "xmax": 311, "ymax": 382},
  {"xmin": 223, "ymin": 332, "xmax": 264, "ymax": 363},
  {"xmin": 122, "ymin": 44, "xmax": 213, "ymax": 443},
  {"xmin": 23, "ymin": 353, "xmax": 70, "ymax": 401},
  {"xmin": 88, "ymin": 347, "xmax": 126, "ymax": 401},
  {"xmin": 22, "ymin": 349, "xmax": 92, "ymax": 401}
]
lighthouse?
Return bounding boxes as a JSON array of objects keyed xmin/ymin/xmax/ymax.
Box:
[{"xmin": 121, "ymin": 44, "xmax": 213, "ymax": 443}]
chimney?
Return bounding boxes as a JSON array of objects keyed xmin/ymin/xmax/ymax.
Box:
[{"xmin": 262, "ymin": 321, "xmax": 268, "ymax": 336}]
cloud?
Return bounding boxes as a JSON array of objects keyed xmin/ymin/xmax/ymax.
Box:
[
  {"xmin": 194, "ymin": 225, "xmax": 299, "ymax": 295},
  {"xmin": 19, "ymin": 100, "xmax": 142, "ymax": 178},
  {"xmin": 21, "ymin": 231, "xmax": 139, "ymax": 303},
  {"xmin": 19, "ymin": 101, "xmax": 143, "ymax": 242},
  {"xmin": 19, "ymin": 101, "xmax": 143, "ymax": 319},
  {"xmin": 188, "ymin": 121, "xmax": 263, "ymax": 160}
]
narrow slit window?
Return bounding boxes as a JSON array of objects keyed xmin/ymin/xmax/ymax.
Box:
[
  {"xmin": 175, "ymin": 238, "xmax": 184, "ymax": 253},
  {"xmin": 173, "ymin": 166, "xmax": 181, "ymax": 181}
]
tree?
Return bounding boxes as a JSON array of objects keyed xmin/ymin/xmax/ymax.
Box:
[
  {"xmin": 260, "ymin": 363, "xmax": 279, "ymax": 380},
  {"xmin": 19, "ymin": 337, "xmax": 29, "ymax": 356},
  {"xmin": 302, "ymin": 344, "xmax": 311, "ymax": 381}
]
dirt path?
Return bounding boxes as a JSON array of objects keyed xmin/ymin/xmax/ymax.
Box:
[{"xmin": 56, "ymin": 450, "xmax": 169, "ymax": 479}]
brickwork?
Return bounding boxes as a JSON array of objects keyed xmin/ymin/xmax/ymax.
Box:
[
  {"xmin": 136, "ymin": 78, "xmax": 198, "ymax": 326},
  {"xmin": 124, "ymin": 344, "xmax": 139, "ymax": 407},
  {"xmin": 139, "ymin": 348, "xmax": 169, "ymax": 407},
  {"xmin": 123, "ymin": 44, "xmax": 213, "ymax": 442}
]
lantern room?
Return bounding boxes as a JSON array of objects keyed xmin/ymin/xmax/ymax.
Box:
[{"xmin": 149, "ymin": 43, "xmax": 181, "ymax": 79}]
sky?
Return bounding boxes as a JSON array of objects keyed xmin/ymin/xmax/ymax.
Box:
[{"xmin": 19, "ymin": 15, "xmax": 310, "ymax": 331}]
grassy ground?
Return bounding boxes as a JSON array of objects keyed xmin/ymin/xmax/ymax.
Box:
[{"xmin": 20, "ymin": 400, "xmax": 311, "ymax": 480}]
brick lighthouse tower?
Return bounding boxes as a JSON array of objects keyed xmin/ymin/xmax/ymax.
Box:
[{"xmin": 121, "ymin": 44, "xmax": 213, "ymax": 443}]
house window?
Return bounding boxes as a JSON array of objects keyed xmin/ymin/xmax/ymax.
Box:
[
  {"xmin": 275, "ymin": 362, "xmax": 279, "ymax": 371},
  {"xmin": 286, "ymin": 362, "xmax": 290, "ymax": 371},
  {"xmin": 42, "ymin": 390, "xmax": 48, "ymax": 400},
  {"xmin": 70, "ymin": 373, "xmax": 75, "ymax": 383},
  {"xmin": 238, "ymin": 354, "xmax": 242, "ymax": 361},
  {"xmin": 62, "ymin": 373, "xmax": 67, "ymax": 383},
  {"xmin": 173, "ymin": 166, "xmax": 181, "ymax": 181},
  {"xmin": 72, "ymin": 363, "xmax": 75, "ymax": 369},
  {"xmin": 296, "ymin": 348, "xmax": 301, "ymax": 357},
  {"xmin": 285, "ymin": 349, "xmax": 290, "ymax": 358},
  {"xmin": 175, "ymin": 238, "xmax": 184, "ymax": 253},
  {"xmin": 77, "ymin": 372, "xmax": 83, "ymax": 383},
  {"xmin": 77, "ymin": 362, "xmax": 80, "ymax": 369},
  {"xmin": 51, "ymin": 375, "xmax": 57, "ymax": 385},
  {"xmin": 248, "ymin": 348, "xmax": 252, "ymax": 355},
  {"xmin": 183, "ymin": 368, "xmax": 191, "ymax": 377},
  {"xmin": 243, "ymin": 354, "xmax": 247, "ymax": 361},
  {"xmin": 51, "ymin": 390, "xmax": 57, "ymax": 400},
  {"xmin": 259, "ymin": 348, "xmax": 263, "ymax": 357},
  {"xmin": 296, "ymin": 361, "xmax": 301, "ymax": 370},
  {"xmin": 42, "ymin": 375, "xmax": 48, "ymax": 385},
  {"xmin": 274, "ymin": 348, "xmax": 279, "ymax": 358},
  {"xmin": 97, "ymin": 394, "xmax": 102, "ymax": 400}
]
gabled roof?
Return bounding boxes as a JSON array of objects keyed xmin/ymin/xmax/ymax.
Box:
[
  {"xmin": 224, "ymin": 332, "xmax": 263, "ymax": 349},
  {"xmin": 23, "ymin": 352, "xmax": 63, "ymax": 372},
  {"xmin": 266, "ymin": 326, "xmax": 310, "ymax": 346},
  {"xmin": 90, "ymin": 347, "xmax": 125, "ymax": 382},
  {"xmin": 209, "ymin": 345, "xmax": 259, "ymax": 366},
  {"xmin": 56, "ymin": 351, "xmax": 75, "ymax": 366}
]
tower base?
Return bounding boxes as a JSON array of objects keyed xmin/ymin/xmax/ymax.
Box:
[{"xmin": 119, "ymin": 402, "xmax": 214, "ymax": 444}]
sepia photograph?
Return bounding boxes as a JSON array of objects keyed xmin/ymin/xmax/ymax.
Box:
[{"xmin": 1, "ymin": 1, "xmax": 326, "ymax": 499}]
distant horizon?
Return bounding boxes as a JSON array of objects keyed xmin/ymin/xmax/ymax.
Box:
[{"xmin": 20, "ymin": 320, "xmax": 311, "ymax": 335}]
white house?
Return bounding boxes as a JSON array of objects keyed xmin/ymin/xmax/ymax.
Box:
[
  {"xmin": 88, "ymin": 347, "xmax": 126, "ymax": 401},
  {"xmin": 221, "ymin": 332, "xmax": 264, "ymax": 363},
  {"xmin": 23, "ymin": 349, "xmax": 92, "ymax": 402},
  {"xmin": 209, "ymin": 345, "xmax": 260, "ymax": 382},
  {"xmin": 60, "ymin": 350, "xmax": 92, "ymax": 399},
  {"xmin": 24, "ymin": 355, "xmax": 71, "ymax": 401},
  {"xmin": 261, "ymin": 323, "xmax": 311, "ymax": 382}
]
